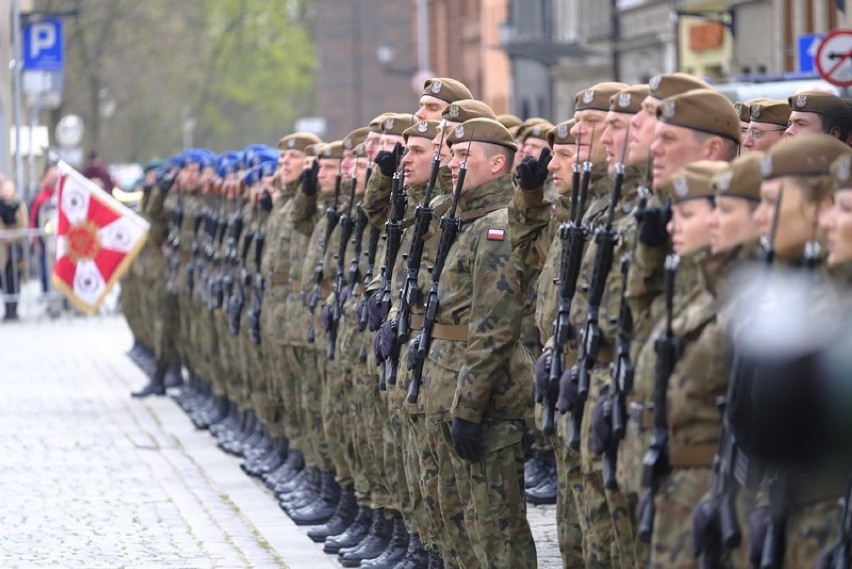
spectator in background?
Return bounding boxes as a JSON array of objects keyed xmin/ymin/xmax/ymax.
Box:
[
  {"xmin": 82, "ymin": 151, "xmax": 114, "ymax": 194},
  {"xmin": 0, "ymin": 179, "xmax": 29, "ymax": 321},
  {"xmin": 30, "ymin": 164, "xmax": 58, "ymax": 293}
]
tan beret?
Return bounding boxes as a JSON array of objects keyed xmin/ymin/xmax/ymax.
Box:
[
  {"xmin": 421, "ymin": 77, "xmax": 473, "ymax": 104},
  {"xmin": 403, "ymin": 120, "xmax": 441, "ymax": 142},
  {"xmin": 575, "ymin": 82, "xmax": 629, "ymax": 112},
  {"xmin": 517, "ymin": 118, "xmax": 553, "ymax": 141},
  {"xmin": 610, "ymin": 84, "xmax": 650, "ymax": 114},
  {"xmin": 304, "ymin": 143, "xmax": 321, "ymax": 157},
  {"xmin": 713, "ymin": 153, "xmax": 764, "ymax": 201},
  {"xmin": 831, "ymin": 154, "xmax": 852, "ymax": 189},
  {"xmin": 319, "ymin": 141, "xmax": 344, "ymax": 160},
  {"xmin": 547, "ymin": 119, "xmax": 577, "ymax": 147},
  {"xmin": 381, "ymin": 113, "xmax": 416, "ymax": 137},
  {"xmin": 446, "ymin": 117, "xmax": 518, "ymax": 152},
  {"xmin": 441, "ymin": 99, "xmax": 497, "ymax": 123},
  {"xmin": 658, "ymin": 88, "xmax": 741, "ymax": 144},
  {"xmin": 788, "ymin": 91, "xmax": 851, "ymax": 123},
  {"xmin": 734, "ymin": 101, "xmax": 752, "ymax": 123},
  {"xmin": 496, "ymin": 113, "xmax": 523, "ymax": 129},
  {"xmin": 749, "ymin": 99, "xmax": 792, "ymax": 127},
  {"xmin": 649, "ymin": 72, "xmax": 712, "ymax": 100},
  {"xmin": 761, "ymin": 132, "xmax": 852, "ymax": 179},
  {"xmin": 369, "ymin": 112, "xmax": 394, "ymax": 133},
  {"xmin": 666, "ymin": 160, "xmax": 729, "ymax": 203},
  {"xmin": 278, "ymin": 132, "xmax": 322, "ymax": 152},
  {"xmin": 343, "ymin": 126, "xmax": 370, "ymax": 151}
]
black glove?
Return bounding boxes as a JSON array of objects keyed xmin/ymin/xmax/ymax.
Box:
[
  {"xmin": 300, "ymin": 160, "xmax": 319, "ymax": 196},
  {"xmin": 367, "ymin": 290, "xmax": 384, "ymax": 332},
  {"xmin": 534, "ymin": 351, "xmax": 553, "ymax": 404},
  {"xmin": 747, "ymin": 506, "xmax": 769, "ymax": 568},
  {"xmin": 258, "ymin": 190, "xmax": 273, "ymax": 212},
  {"xmin": 516, "ymin": 147, "xmax": 552, "ymax": 191},
  {"xmin": 248, "ymin": 309, "xmax": 261, "ymax": 345},
  {"xmin": 374, "ymin": 142, "xmax": 403, "ymax": 177},
  {"xmin": 156, "ymin": 168, "xmax": 176, "ymax": 193},
  {"xmin": 406, "ymin": 334, "xmax": 422, "ymax": 370},
  {"xmin": 306, "ymin": 286, "xmax": 320, "ymax": 311},
  {"xmin": 355, "ymin": 297, "xmax": 368, "ymax": 332},
  {"xmin": 636, "ymin": 490, "xmax": 654, "ymax": 541},
  {"xmin": 556, "ymin": 365, "xmax": 579, "ymax": 414},
  {"xmin": 321, "ymin": 303, "xmax": 334, "ymax": 332},
  {"xmin": 373, "ymin": 320, "xmax": 397, "ymax": 363},
  {"xmin": 451, "ymin": 417, "xmax": 483, "ymax": 462},
  {"xmin": 638, "ymin": 205, "xmax": 671, "ymax": 247},
  {"xmin": 589, "ymin": 385, "xmax": 612, "ymax": 456},
  {"xmin": 691, "ymin": 500, "xmax": 720, "ymax": 558}
]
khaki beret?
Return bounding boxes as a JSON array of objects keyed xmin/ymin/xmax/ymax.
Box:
[
  {"xmin": 713, "ymin": 153, "xmax": 764, "ymax": 201},
  {"xmin": 278, "ymin": 132, "xmax": 322, "ymax": 152},
  {"xmin": 421, "ymin": 77, "xmax": 473, "ymax": 104},
  {"xmin": 761, "ymin": 132, "xmax": 852, "ymax": 179},
  {"xmin": 304, "ymin": 143, "xmax": 321, "ymax": 157},
  {"xmin": 734, "ymin": 101, "xmax": 752, "ymax": 123},
  {"xmin": 381, "ymin": 113, "xmax": 416, "ymax": 137},
  {"xmin": 609, "ymin": 84, "xmax": 650, "ymax": 114},
  {"xmin": 496, "ymin": 113, "xmax": 523, "ymax": 129},
  {"xmin": 649, "ymin": 72, "xmax": 712, "ymax": 100},
  {"xmin": 658, "ymin": 88, "xmax": 741, "ymax": 144},
  {"xmin": 831, "ymin": 154, "xmax": 852, "ymax": 189},
  {"xmin": 749, "ymin": 99, "xmax": 792, "ymax": 127},
  {"xmin": 667, "ymin": 160, "xmax": 729, "ymax": 203},
  {"xmin": 547, "ymin": 119, "xmax": 577, "ymax": 147},
  {"xmin": 441, "ymin": 99, "xmax": 497, "ymax": 123},
  {"xmin": 343, "ymin": 126, "xmax": 370, "ymax": 151},
  {"xmin": 403, "ymin": 120, "xmax": 441, "ymax": 142},
  {"xmin": 517, "ymin": 118, "xmax": 552, "ymax": 141},
  {"xmin": 446, "ymin": 117, "xmax": 518, "ymax": 152},
  {"xmin": 319, "ymin": 141, "xmax": 344, "ymax": 160},
  {"xmin": 369, "ymin": 112, "xmax": 394, "ymax": 133},
  {"xmin": 353, "ymin": 143, "xmax": 367, "ymax": 158},
  {"xmin": 788, "ymin": 91, "xmax": 851, "ymax": 123},
  {"xmin": 575, "ymin": 82, "xmax": 629, "ymax": 112}
]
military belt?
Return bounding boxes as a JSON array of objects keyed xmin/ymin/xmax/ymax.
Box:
[
  {"xmin": 409, "ymin": 314, "xmax": 467, "ymax": 341},
  {"xmin": 270, "ymin": 271, "xmax": 289, "ymax": 286},
  {"xmin": 629, "ymin": 401, "xmax": 654, "ymax": 431},
  {"xmin": 791, "ymin": 469, "xmax": 848, "ymax": 506},
  {"xmin": 669, "ymin": 443, "xmax": 717, "ymax": 468}
]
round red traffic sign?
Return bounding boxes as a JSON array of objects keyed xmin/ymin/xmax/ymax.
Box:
[{"xmin": 816, "ymin": 29, "xmax": 852, "ymax": 87}]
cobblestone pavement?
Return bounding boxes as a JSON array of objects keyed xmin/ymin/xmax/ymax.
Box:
[{"xmin": 0, "ymin": 313, "xmax": 558, "ymax": 568}]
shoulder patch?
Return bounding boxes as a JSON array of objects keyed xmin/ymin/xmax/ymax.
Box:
[{"xmin": 486, "ymin": 228, "xmax": 505, "ymax": 241}]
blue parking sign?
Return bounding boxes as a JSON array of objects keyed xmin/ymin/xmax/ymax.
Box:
[
  {"xmin": 23, "ymin": 19, "xmax": 63, "ymax": 72},
  {"xmin": 798, "ymin": 33, "xmax": 824, "ymax": 74}
]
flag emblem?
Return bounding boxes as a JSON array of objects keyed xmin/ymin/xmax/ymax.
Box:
[
  {"xmin": 487, "ymin": 228, "xmax": 505, "ymax": 241},
  {"xmin": 53, "ymin": 161, "xmax": 150, "ymax": 314}
]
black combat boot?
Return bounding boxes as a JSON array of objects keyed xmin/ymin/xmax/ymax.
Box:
[
  {"xmin": 525, "ymin": 451, "xmax": 557, "ymax": 505},
  {"xmin": 289, "ymin": 471, "xmax": 340, "ymax": 525},
  {"xmin": 359, "ymin": 515, "xmax": 408, "ymax": 568},
  {"xmin": 275, "ymin": 461, "xmax": 312, "ymax": 496},
  {"xmin": 524, "ymin": 448, "xmax": 549, "ymax": 490},
  {"xmin": 324, "ymin": 506, "xmax": 372, "ymax": 554},
  {"xmin": 244, "ymin": 436, "xmax": 286, "ymax": 476},
  {"xmin": 306, "ymin": 484, "xmax": 357, "ymax": 542},
  {"xmin": 131, "ymin": 362, "xmax": 167, "ymax": 398},
  {"xmin": 266, "ymin": 448, "xmax": 304, "ymax": 489},
  {"xmin": 338, "ymin": 509, "xmax": 392, "ymax": 567},
  {"xmin": 280, "ymin": 467, "xmax": 321, "ymax": 512},
  {"xmin": 164, "ymin": 362, "xmax": 183, "ymax": 388},
  {"xmin": 393, "ymin": 532, "xmax": 430, "ymax": 569}
]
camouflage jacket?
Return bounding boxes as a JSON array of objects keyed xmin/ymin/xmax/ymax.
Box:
[{"xmin": 422, "ymin": 173, "xmax": 532, "ymax": 425}]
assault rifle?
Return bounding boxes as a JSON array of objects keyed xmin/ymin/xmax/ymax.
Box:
[
  {"xmin": 307, "ymin": 161, "xmax": 342, "ymax": 343},
  {"xmin": 542, "ymin": 134, "xmax": 593, "ymax": 437},
  {"xmin": 406, "ymin": 136, "xmax": 471, "ymax": 404},
  {"xmin": 388, "ymin": 123, "xmax": 446, "ymax": 387},
  {"xmin": 638, "ymin": 253, "xmax": 681, "ymax": 543}
]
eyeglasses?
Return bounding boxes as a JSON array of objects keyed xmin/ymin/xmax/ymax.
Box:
[{"xmin": 745, "ymin": 127, "xmax": 786, "ymax": 140}]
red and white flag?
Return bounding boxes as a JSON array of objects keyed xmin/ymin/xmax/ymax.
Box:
[{"xmin": 52, "ymin": 160, "xmax": 149, "ymax": 315}]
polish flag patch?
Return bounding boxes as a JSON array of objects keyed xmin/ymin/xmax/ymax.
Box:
[{"xmin": 487, "ymin": 228, "xmax": 505, "ymax": 241}]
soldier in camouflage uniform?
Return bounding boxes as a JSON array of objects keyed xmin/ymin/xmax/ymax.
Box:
[{"xmin": 419, "ymin": 117, "xmax": 536, "ymax": 568}]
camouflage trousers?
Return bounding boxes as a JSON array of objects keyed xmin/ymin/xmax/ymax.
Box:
[
  {"xmin": 775, "ymin": 496, "xmax": 837, "ymax": 568},
  {"xmin": 650, "ymin": 468, "xmax": 713, "ymax": 568},
  {"xmin": 423, "ymin": 419, "xmax": 478, "ymax": 569},
  {"xmin": 281, "ymin": 344, "xmax": 308, "ymax": 451},
  {"xmin": 359, "ymin": 349, "xmax": 393, "ymax": 510},
  {"xmin": 319, "ymin": 351, "xmax": 354, "ymax": 487},
  {"xmin": 120, "ymin": 272, "xmax": 145, "ymax": 348},
  {"xmin": 403, "ymin": 412, "xmax": 444, "ymax": 554},
  {"xmin": 549, "ymin": 413, "xmax": 585, "ymax": 568},
  {"xmin": 303, "ymin": 346, "xmax": 332, "ymax": 472},
  {"xmin": 385, "ymin": 385, "xmax": 413, "ymax": 529},
  {"xmin": 444, "ymin": 418, "xmax": 537, "ymax": 569}
]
